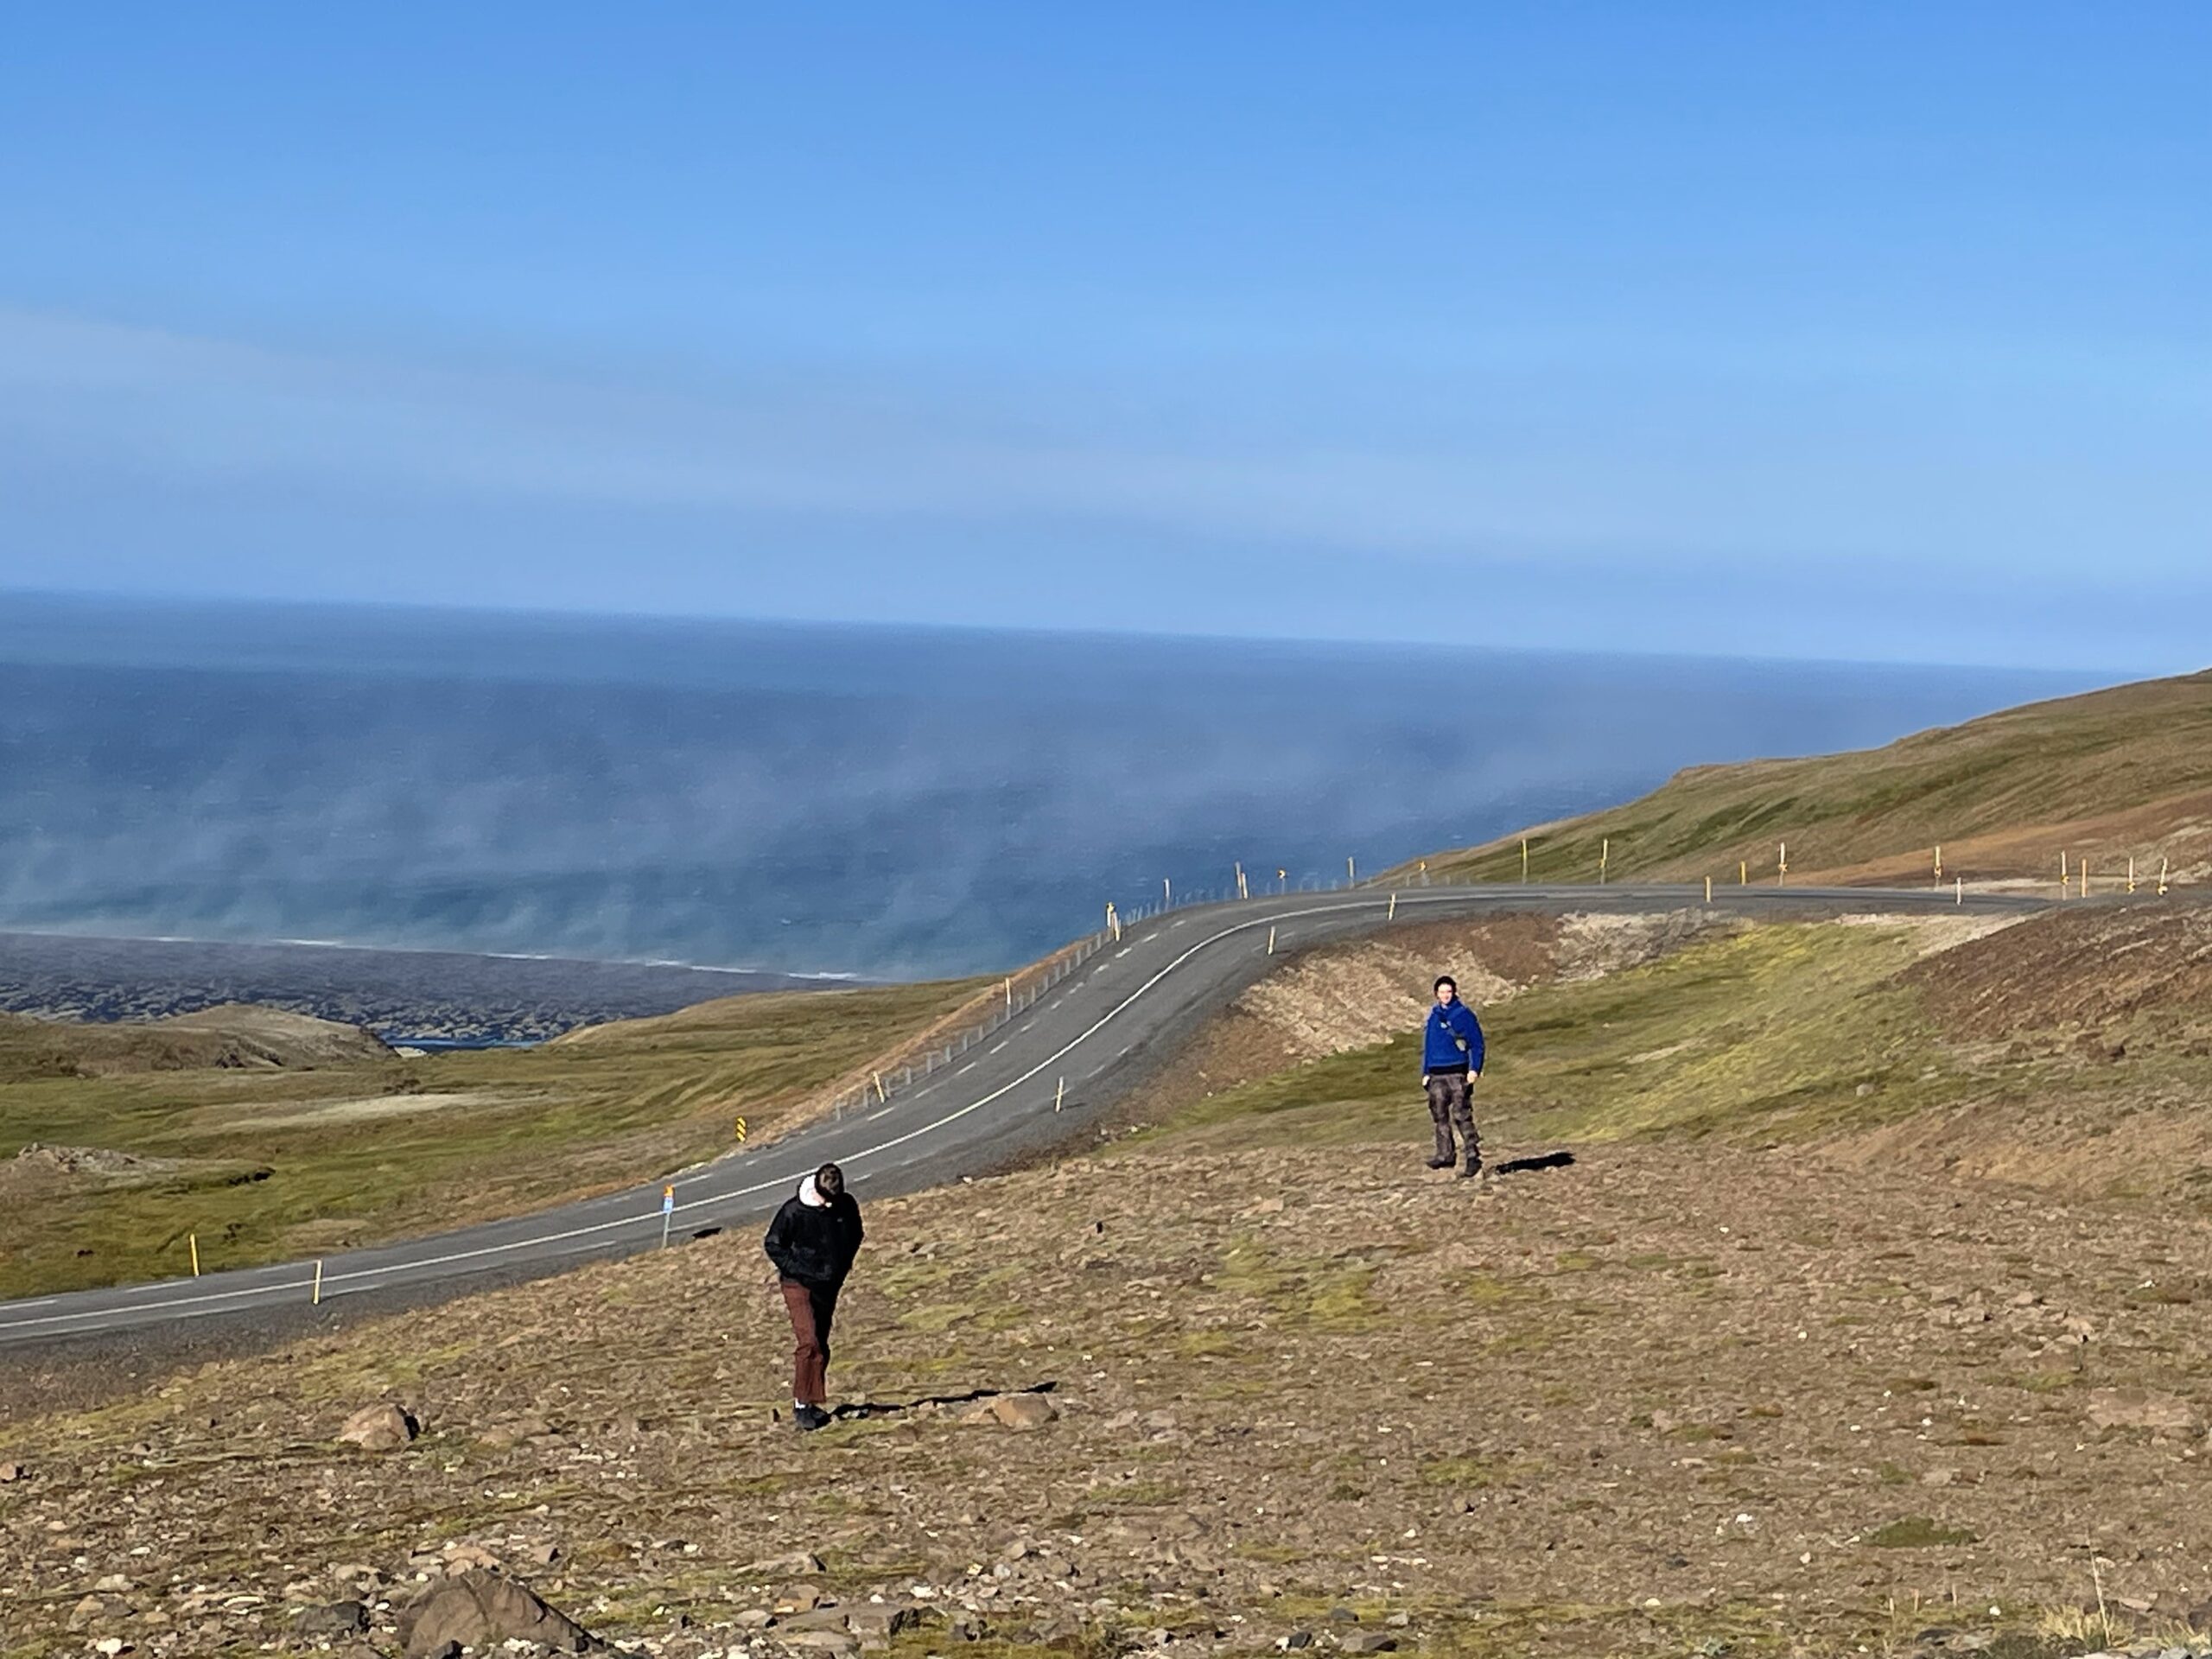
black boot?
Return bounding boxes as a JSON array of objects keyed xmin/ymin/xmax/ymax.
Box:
[
  {"xmin": 1458, "ymin": 1144, "xmax": 1485, "ymax": 1180},
  {"xmin": 1426, "ymin": 1128, "xmax": 1455, "ymax": 1170}
]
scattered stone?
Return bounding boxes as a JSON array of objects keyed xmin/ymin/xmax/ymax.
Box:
[
  {"xmin": 294, "ymin": 1600, "xmax": 371, "ymax": 1637},
  {"xmin": 0, "ymin": 1460, "xmax": 23, "ymax": 1482},
  {"xmin": 337, "ymin": 1403, "xmax": 420, "ymax": 1452},
  {"xmin": 480, "ymin": 1414, "xmax": 555, "ymax": 1448},
  {"xmin": 2087, "ymin": 1387, "xmax": 2201, "ymax": 1433},
  {"xmin": 846, "ymin": 1604, "xmax": 919, "ymax": 1640},
  {"xmin": 743, "ymin": 1550, "xmax": 826, "ymax": 1576},
  {"xmin": 777, "ymin": 1608, "xmax": 851, "ymax": 1632},
  {"xmin": 785, "ymin": 1633, "xmax": 860, "ymax": 1656},
  {"xmin": 1338, "ymin": 1633, "xmax": 1397, "ymax": 1654},
  {"xmin": 397, "ymin": 1567, "xmax": 598, "ymax": 1656},
  {"xmin": 988, "ymin": 1394, "xmax": 1058, "ymax": 1430}
]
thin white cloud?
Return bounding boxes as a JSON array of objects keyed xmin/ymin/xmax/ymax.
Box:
[{"xmin": 6, "ymin": 302, "xmax": 2202, "ymax": 592}]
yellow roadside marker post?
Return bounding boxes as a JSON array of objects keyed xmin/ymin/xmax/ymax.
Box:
[
  {"xmin": 188, "ymin": 1233, "xmax": 200, "ymax": 1277},
  {"xmin": 1739, "ymin": 860, "xmax": 1748, "ymax": 887},
  {"xmin": 2080, "ymin": 856, "xmax": 2088, "ymax": 897},
  {"xmin": 1955, "ymin": 876, "xmax": 1963, "ymax": 906},
  {"xmin": 1276, "ymin": 868, "xmax": 1287, "ymax": 893},
  {"xmin": 1419, "ymin": 859, "xmax": 1429, "ymax": 887},
  {"xmin": 1004, "ymin": 977, "xmax": 1013, "ymax": 1008},
  {"xmin": 2160, "ymin": 857, "xmax": 2170, "ymax": 895},
  {"xmin": 1599, "ymin": 838, "xmax": 1609, "ymax": 884},
  {"xmin": 1706, "ymin": 875, "xmax": 1713, "ymax": 905},
  {"xmin": 659, "ymin": 1185, "xmax": 675, "ymax": 1249},
  {"xmin": 1164, "ymin": 877, "xmax": 1173, "ymax": 907},
  {"xmin": 734, "ymin": 1116, "xmax": 748, "ymax": 1144},
  {"xmin": 1778, "ymin": 842, "xmax": 1788, "ymax": 887},
  {"xmin": 1267, "ymin": 925, "xmax": 1276, "ymax": 955},
  {"xmin": 874, "ymin": 1071, "xmax": 887, "ymax": 1103},
  {"xmin": 1054, "ymin": 1077, "xmax": 1065, "ymax": 1113},
  {"xmin": 1387, "ymin": 893, "xmax": 1398, "ymax": 920},
  {"xmin": 1236, "ymin": 862, "xmax": 1248, "ymax": 899},
  {"xmin": 1522, "ymin": 838, "xmax": 1529, "ymax": 883},
  {"xmin": 312, "ymin": 1260, "xmax": 324, "ymax": 1306},
  {"xmin": 1935, "ymin": 844, "xmax": 1942, "ymax": 887}
]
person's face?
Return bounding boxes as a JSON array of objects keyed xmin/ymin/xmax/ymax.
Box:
[{"xmin": 1436, "ymin": 983, "xmax": 1457, "ymax": 1007}]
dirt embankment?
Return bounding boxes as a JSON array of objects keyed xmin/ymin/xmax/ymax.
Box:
[
  {"xmin": 1117, "ymin": 910, "xmax": 1737, "ymax": 1127},
  {"xmin": 1904, "ymin": 903, "xmax": 2212, "ymax": 1048}
]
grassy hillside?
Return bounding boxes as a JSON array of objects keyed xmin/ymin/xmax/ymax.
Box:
[
  {"xmin": 1397, "ymin": 666, "xmax": 2212, "ymax": 888},
  {"xmin": 0, "ymin": 1004, "xmax": 392, "ymax": 1081},
  {"xmin": 1119, "ymin": 899, "xmax": 2212, "ymax": 1205},
  {"xmin": 0, "ymin": 977, "xmax": 983, "ymax": 1297}
]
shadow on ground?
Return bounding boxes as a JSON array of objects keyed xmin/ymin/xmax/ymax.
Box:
[
  {"xmin": 819, "ymin": 1381, "xmax": 1058, "ymax": 1424},
  {"xmin": 1497, "ymin": 1149, "xmax": 1575, "ymax": 1176}
]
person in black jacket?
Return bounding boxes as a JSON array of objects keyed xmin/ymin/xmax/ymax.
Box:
[{"xmin": 762, "ymin": 1161, "xmax": 864, "ymax": 1431}]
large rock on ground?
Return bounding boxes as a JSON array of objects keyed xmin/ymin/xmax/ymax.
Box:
[
  {"xmin": 397, "ymin": 1568, "xmax": 598, "ymax": 1656},
  {"xmin": 293, "ymin": 1600, "xmax": 369, "ymax": 1637},
  {"xmin": 337, "ymin": 1403, "xmax": 418, "ymax": 1451},
  {"xmin": 2086, "ymin": 1387, "xmax": 2201, "ymax": 1433},
  {"xmin": 956, "ymin": 1393, "xmax": 1058, "ymax": 1430}
]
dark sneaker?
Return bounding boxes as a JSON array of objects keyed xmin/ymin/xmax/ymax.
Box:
[
  {"xmin": 1425, "ymin": 1154, "xmax": 1455, "ymax": 1170},
  {"xmin": 1458, "ymin": 1159, "xmax": 1486, "ymax": 1181}
]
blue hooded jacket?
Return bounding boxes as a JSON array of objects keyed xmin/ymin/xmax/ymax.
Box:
[{"xmin": 1422, "ymin": 1000, "xmax": 1485, "ymax": 1075}]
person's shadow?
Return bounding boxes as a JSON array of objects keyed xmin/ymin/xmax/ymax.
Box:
[
  {"xmin": 828, "ymin": 1381, "xmax": 1058, "ymax": 1423},
  {"xmin": 1495, "ymin": 1149, "xmax": 1575, "ymax": 1176}
]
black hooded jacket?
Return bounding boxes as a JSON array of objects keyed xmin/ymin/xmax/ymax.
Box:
[{"xmin": 763, "ymin": 1185, "xmax": 864, "ymax": 1289}]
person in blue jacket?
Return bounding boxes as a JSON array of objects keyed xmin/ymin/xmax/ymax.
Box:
[{"xmin": 1421, "ymin": 976, "xmax": 1486, "ymax": 1178}]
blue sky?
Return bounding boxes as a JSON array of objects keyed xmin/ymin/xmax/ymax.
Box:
[{"xmin": 2, "ymin": 4, "xmax": 2205, "ymax": 671}]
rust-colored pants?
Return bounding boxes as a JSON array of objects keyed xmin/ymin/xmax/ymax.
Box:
[{"xmin": 781, "ymin": 1279, "xmax": 839, "ymax": 1406}]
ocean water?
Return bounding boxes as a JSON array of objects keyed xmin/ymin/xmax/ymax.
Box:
[{"xmin": 0, "ymin": 594, "xmax": 2098, "ymax": 979}]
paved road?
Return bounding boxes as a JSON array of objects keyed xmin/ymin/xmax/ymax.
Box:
[{"xmin": 0, "ymin": 883, "xmax": 2046, "ymax": 1350}]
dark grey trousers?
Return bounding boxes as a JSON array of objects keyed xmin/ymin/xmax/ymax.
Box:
[{"xmin": 1423, "ymin": 1069, "xmax": 1479, "ymax": 1166}]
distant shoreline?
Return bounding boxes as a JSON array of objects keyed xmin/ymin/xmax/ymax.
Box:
[{"xmin": 0, "ymin": 929, "xmax": 853, "ymax": 1045}]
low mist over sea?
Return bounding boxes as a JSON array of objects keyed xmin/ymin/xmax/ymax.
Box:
[{"xmin": 0, "ymin": 594, "xmax": 2095, "ymax": 980}]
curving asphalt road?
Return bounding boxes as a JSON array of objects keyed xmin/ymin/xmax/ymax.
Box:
[{"xmin": 0, "ymin": 883, "xmax": 2048, "ymax": 1351}]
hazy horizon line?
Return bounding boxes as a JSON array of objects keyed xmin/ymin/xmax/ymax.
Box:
[{"xmin": 0, "ymin": 582, "xmax": 2158, "ymax": 684}]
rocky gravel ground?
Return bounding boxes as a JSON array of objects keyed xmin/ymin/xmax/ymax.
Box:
[{"xmin": 9, "ymin": 1134, "xmax": 2212, "ymax": 1659}]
